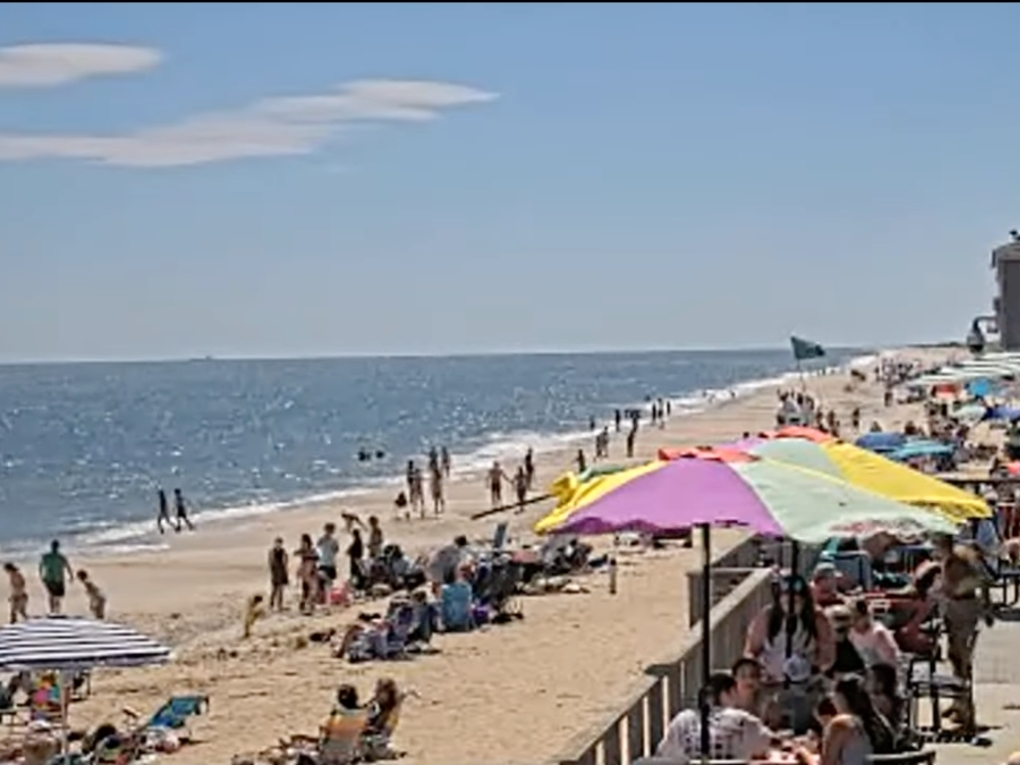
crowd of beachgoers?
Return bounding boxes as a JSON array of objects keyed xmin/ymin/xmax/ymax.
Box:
[{"xmin": 8, "ymin": 347, "xmax": 1019, "ymax": 765}]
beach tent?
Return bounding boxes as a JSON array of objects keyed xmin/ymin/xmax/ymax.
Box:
[
  {"xmin": 983, "ymin": 404, "xmax": 1020, "ymax": 423},
  {"xmin": 0, "ymin": 616, "xmax": 170, "ymax": 752},
  {"xmin": 855, "ymin": 432, "xmax": 906, "ymax": 453},
  {"xmin": 887, "ymin": 440, "xmax": 956, "ymax": 462}
]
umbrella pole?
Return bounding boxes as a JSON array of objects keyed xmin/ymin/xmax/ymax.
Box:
[
  {"xmin": 699, "ymin": 523, "xmax": 712, "ymax": 760},
  {"xmin": 786, "ymin": 540, "xmax": 800, "ymax": 663},
  {"xmin": 60, "ymin": 669, "xmax": 70, "ymax": 759}
]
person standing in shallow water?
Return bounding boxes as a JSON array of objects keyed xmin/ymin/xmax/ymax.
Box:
[
  {"xmin": 173, "ymin": 488, "xmax": 195, "ymax": 531},
  {"xmin": 441, "ymin": 446, "xmax": 451, "ymax": 478},
  {"xmin": 156, "ymin": 488, "xmax": 172, "ymax": 534}
]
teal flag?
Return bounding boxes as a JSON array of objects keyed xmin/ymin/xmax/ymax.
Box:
[{"xmin": 791, "ymin": 335, "xmax": 825, "ymax": 362}]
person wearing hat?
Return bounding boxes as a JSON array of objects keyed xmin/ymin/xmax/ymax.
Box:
[
  {"xmin": 811, "ymin": 562, "xmax": 844, "ymax": 608},
  {"xmin": 825, "ymin": 604, "xmax": 866, "ymax": 679}
]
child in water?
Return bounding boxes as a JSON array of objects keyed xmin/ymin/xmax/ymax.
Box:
[{"xmin": 76, "ymin": 570, "xmax": 106, "ymax": 619}]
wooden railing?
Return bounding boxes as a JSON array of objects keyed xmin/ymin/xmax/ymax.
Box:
[
  {"xmin": 555, "ymin": 567, "xmax": 774, "ymax": 765},
  {"xmin": 684, "ymin": 536, "xmax": 822, "ymax": 627}
]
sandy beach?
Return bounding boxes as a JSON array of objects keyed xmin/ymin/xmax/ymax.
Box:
[{"xmin": 0, "ymin": 347, "xmax": 961, "ymax": 765}]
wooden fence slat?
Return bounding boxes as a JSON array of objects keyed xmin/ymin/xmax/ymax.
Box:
[
  {"xmin": 647, "ymin": 679, "xmax": 665, "ymax": 752},
  {"xmin": 626, "ymin": 701, "xmax": 645, "ymax": 761},
  {"xmin": 602, "ymin": 721, "xmax": 622, "ymax": 765}
]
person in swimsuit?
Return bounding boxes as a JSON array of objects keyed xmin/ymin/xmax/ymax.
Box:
[
  {"xmin": 268, "ymin": 537, "xmax": 289, "ymax": 611},
  {"xmin": 513, "ymin": 466, "xmax": 529, "ymax": 512},
  {"xmin": 487, "ymin": 461, "xmax": 508, "ymax": 509},
  {"xmin": 295, "ymin": 534, "xmax": 320, "ymax": 614},
  {"xmin": 429, "ymin": 467, "xmax": 445, "ymax": 516},
  {"xmin": 3, "ymin": 563, "xmax": 28, "ymax": 623},
  {"xmin": 367, "ymin": 517, "xmax": 384, "ymax": 561},
  {"xmin": 933, "ymin": 534, "xmax": 991, "ymax": 732},
  {"xmin": 38, "ymin": 540, "xmax": 73, "ymax": 615},
  {"xmin": 440, "ymin": 446, "xmax": 451, "ymax": 478},
  {"xmin": 76, "ymin": 570, "xmax": 107, "ymax": 619}
]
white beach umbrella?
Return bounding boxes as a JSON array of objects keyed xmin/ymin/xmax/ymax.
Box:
[{"xmin": 0, "ymin": 616, "xmax": 170, "ymax": 671}]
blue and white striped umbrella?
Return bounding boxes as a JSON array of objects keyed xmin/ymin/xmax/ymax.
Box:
[{"xmin": 0, "ymin": 616, "xmax": 171, "ymax": 671}]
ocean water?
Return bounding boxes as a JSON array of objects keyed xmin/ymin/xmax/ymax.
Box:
[{"xmin": 0, "ymin": 349, "xmax": 870, "ymax": 554}]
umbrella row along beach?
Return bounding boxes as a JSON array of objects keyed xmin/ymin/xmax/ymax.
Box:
[{"xmin": 531, "ymin": 425, "xmax": 991, "ymax": 761}]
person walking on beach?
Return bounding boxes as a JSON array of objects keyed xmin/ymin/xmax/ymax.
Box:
[
  {"xmin": 173, "ymin": 488, "xmax": 195, "ymax": 531},
  {"xmin": 38, "ymin": 540, "xmax": 73, "ymax": 615},
  {"xmin": 156, "ymin": 488, "xmax": 172, "ymax": 534},
  {"xmin": 441, "ymin": 446, "xmax": 451, "ymax": 478},
  {"xmin": 513, "ymin": 465, "xmax": 529, "ymax": 513},
  {"xmin": 626, "ymin": 425, "xmax": 637, "ymax": 459},
  {"xmin": 576, "ymin": 448, "xmax": 587, "ymax": 473},
  {"xmin": 268, "ymin": 537, "xmax": 289, "ymax": 611},
  {"xmin": 4, "ymin": 563, "xmax": 28, "ymax": 623},
  {"xmin": 487, "ymin": 461, "xmax": 509, "ymax": 509},
  {"xmin": 76, "ymin": 570, "xmax": 106, "ymax": 619},
  {"xmin": 524, "ymin": 448, "xmax": 535, "ymax": 490},
  {"xmin": 614, "ymin": 409, "xmax": 622, "ymax": 433}
]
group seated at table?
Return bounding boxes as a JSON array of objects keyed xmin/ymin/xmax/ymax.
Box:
[{"xmin": 655, "ymin": 666, "xmax": 906, "ymax": 764}]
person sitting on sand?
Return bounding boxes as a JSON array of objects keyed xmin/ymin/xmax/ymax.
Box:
[
  {"xmin": 4, "ymin": 563, "xmax": 28, "ymax": 624},
  {"xmin": 76, "ymin": 570, "xmax": 106, "ymax": 620},
  {"xmin": 320, "ymin": 685, "xmax": 367, "ymax": 765},
  {"xmin": 243, "ymin": 594, "xmax": 265, "ymax": 639}
]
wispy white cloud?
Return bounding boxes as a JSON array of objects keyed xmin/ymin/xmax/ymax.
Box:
[
  {"xmin": 0, "ymin": 43, "xmax": 162, "ymax": 88},
  {"xmin": 0, "ymin": 73, "xmax": 497, "ymax": 167}
]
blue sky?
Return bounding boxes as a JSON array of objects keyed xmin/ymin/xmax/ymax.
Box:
[{"xmin": 0, "ymin": 3, "xmax": 1015, "ymax": 361}]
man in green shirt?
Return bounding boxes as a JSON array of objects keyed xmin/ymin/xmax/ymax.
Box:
[{"xmin": 38, "ymin": 540, "xmax": 73, "ymax": 615}]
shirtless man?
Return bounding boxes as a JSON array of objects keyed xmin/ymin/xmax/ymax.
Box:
[
  {"xmin": 933, "ymin": 534, "xmax": 992, "ymax": 732},
  {"xmin": 487, "ymin": 461, "xmax": 508, "ymax": 509}
]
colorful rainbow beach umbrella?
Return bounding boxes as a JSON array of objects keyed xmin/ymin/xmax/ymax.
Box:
[
  {"xmin": 537, "ymin": 449, "xmax": 959, "ymax": 541},
  {"xmin": 659, "ymin": 426, "xmax": 989, "ymax": 525}
]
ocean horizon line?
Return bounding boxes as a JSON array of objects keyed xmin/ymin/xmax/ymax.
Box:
[{"xmin": 0, "ymin": 342, "xmax": 898, "ymax": 368}]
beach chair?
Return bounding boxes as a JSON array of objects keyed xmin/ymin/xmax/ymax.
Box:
[{"xmin": 360, "ymin": 698, "xmax": 403, "ymax": 762}]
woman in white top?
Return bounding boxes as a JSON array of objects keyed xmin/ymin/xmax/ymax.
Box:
[
  {"xmin": 744, "ymin": 573, "xmax": 835, "ymax": 732},
  {"xmin": 848, "ymin": 598, "xmax": 900, "ymax": 668}
]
